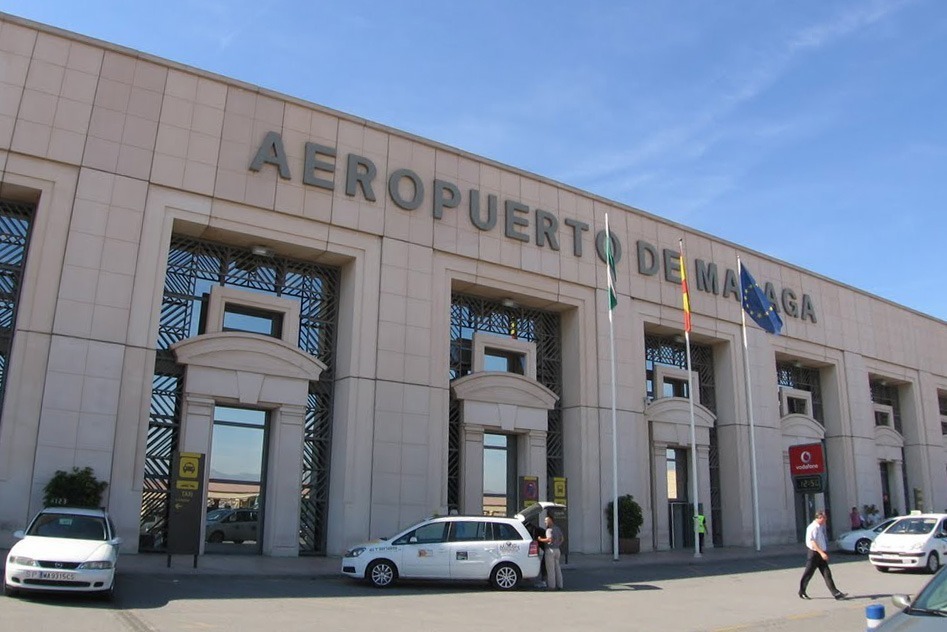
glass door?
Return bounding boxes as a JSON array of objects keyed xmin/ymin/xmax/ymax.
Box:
[
  {"xmin": 483, "ymin": 433, "xmax": 517, "ymax": 516},
  {"xmin": 206, "ymin": 406, "xmax": 268, "ymax": 554}
]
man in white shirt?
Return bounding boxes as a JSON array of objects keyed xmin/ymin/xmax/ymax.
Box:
[{"xmin": 798, "ymin": 511, "xmax": 847, "ymax": 600}]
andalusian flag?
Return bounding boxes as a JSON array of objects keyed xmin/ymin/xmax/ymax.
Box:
[
  {"xmin": 679, "ymin": 239, "xmax": 692, "ymax": 332},
  {"xmin": 605, "ymin": 214, "xmax": 617, "ymax": 312}
]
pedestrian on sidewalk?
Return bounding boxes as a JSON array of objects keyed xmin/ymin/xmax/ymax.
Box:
[
  {"xmin": 538, "ymin": 514, "xmax": 564, "ymax": 591},
  {"xmin": 850, "ymin": 506, "xmax": 864, "ymax": 530},
  {"xmin": 798, "ymin": 511, "xmax": 847, "ymax": 601}
]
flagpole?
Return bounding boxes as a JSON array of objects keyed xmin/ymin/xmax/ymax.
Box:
[
  {"xmin": 680, "ymin": 239, "xmax": 701, "ymax": 558},
  {"xmin": 606, "ymin": 214, "xmax": 619, "ymax": 562},
  {"xmin": 738, "ymin": 255, "xmax": 762, "ymax": 552}
]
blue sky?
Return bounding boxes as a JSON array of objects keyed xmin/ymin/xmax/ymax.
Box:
[{"xmin": 3, "ymin": 1, "xmax": 946, "ymax": 320}]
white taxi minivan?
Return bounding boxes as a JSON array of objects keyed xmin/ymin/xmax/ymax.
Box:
[
  {"xmin": 341, "ymin": 502, "xmax": 563, "ymax": 590},
  {"xmin": 868, "ymin": 512, "xmax": 947, "ymax": 574}
]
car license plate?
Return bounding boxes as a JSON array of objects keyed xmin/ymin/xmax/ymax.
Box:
[{"xmin": 32, "ymin": 570, "xmax": 75, "ymax": 581}]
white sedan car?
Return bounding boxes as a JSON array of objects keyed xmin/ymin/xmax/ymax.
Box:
[
  {"xmin": 836, "ymin": 518, "xmax": 897, "ymax": 555},
  {"xmin": 341, "ymin": 502, "xmax": 563, "ymax": 590},
  {"xmin": 4, "ymin": 506, "xmax": 122, "ymax": 599}
]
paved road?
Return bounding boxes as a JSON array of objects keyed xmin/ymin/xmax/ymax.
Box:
[{"xmin": 0, "ymin": 554, "xmax": 932, "ymax": 631}]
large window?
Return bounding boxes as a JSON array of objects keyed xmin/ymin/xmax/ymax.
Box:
[
  {"xmin": 870, "ymin": 380, "xmax": 902, "ymax": 434},
  {"xmin": 142, "ymin": 237, "xmax": 340, "ymax": 555},
  {"xmin": 775, "ymin": 361, "xmax": 823, "ymax": 424},
  {"xmin": 448, "ymin": 294, "xmax": 561, "ymax": 512},
  {"xmin": 938, "ymin": 392, "xmax": 947, "ymax": 437},
  {"xmin": 0, "ymin": 200, "xmax": 34, "ymax": 424}
]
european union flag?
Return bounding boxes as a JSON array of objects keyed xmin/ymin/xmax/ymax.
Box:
[{"xmin": 740, "ymin": 263, "xmax": 783, "ymax": 335}]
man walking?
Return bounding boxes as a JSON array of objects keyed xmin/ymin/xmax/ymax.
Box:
[
  {"xmin": 538, "ymin": 514, "xmax": 564, "ymax": 591},
  {"xmin": 798, "ymin": 511, "xmax": 846, "ymax": 600}
]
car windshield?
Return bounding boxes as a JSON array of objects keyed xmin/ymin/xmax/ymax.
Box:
[
  {"xmin": 888, "ymin": 518, "xmax": 938, "ymax": 535},
  {"xmin": 909, "ymin": 566, "xmax": 947, "ymax": 613},
  {"xmin": 206, "ymin": 509, "xmax": 229, "ymax": 522},
  {"xmin": 28, "ymin": 513, "xmax": 107, "ymax": 541}
]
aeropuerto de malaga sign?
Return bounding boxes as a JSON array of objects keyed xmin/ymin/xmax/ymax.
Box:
[{"xmin": 249, "ymin": 132, "xmax": 818, "ymax": 324}]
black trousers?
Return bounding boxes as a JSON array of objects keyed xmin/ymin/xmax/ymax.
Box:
[{"xmin": 799, "ymin": 551, "xmax": 840, "ymax": 595}]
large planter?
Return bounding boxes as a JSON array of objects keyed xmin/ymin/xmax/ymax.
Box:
[{"xmin": 618, "ymin": 537, "xmax": 640, "ymax": 554}]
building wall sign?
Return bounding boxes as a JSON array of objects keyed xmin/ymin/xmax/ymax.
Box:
[
  {"xmin": 788, "ymin": 443, "xmax": 826, "ymax": 476},
  {"xmin": 249, "ymin": 132, "xmax": 817, "ymax": 324}
]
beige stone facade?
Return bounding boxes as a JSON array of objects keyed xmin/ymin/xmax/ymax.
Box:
[{"xmin": 1, "ymin": 13, "xmax": 945, "ymax": 557}]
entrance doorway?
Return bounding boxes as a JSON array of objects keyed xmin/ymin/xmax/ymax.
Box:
[
  {"xmin": 483, "ymin": 433, "xmax": 517, "ymax": 516},
  {"xmin": 794, "ymin": 492, "xmax": 817, "ymax": 542},
  {"xmin": 206, "ymin": 406, "xmax": 268, "ymax": 554},
  {"xmin": 666, "ymin": 448, "xmax": 692, "ymax": 549}
]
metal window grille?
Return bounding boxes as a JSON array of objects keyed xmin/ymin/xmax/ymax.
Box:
[
  {"xmin": 644, "ymin": 334, "xmax": 721, "ymax": 546},
  {"xmin": 448, "ymin": 294, "xmax": 562, "ymax": 510},
  {"xmin": 0, "ymin": 200, "xmax": 34, "ymax": 424},
  {"xmin": 142, "ymin": 237, "xmax": 339, "ymax": 555},
  {"xmin": 775, "ymin": 362, "xmax": 824, "ymax": 424}
]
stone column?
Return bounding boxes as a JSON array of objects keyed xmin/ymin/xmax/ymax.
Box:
[
  {"xmin": 519, "ymin": 430, "xmax": 548, "ymax": 503},
  {"xmin": 263, "ymin": 404, "xmax": 306, "ymax": 557},
  {"xmin": 180, "ymin": 394, "xmax": 215, "ymax": 456},
  {"xmin": 460, "ymin": 425, "xmax": 485, "ymax": 515},
  {"xmin": 651, "ymin": 440, "xmax": 670, "ymax": 551},
  {"xmin": 697, "ymin": 444, "xmax": 713, "ymax": 550},
  {"xmin": 891, "ymin": 459, "xmax": 907, "ymax": 517}
]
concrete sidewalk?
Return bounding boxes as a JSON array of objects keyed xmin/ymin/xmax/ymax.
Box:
[{"xmin": 105, "ymin": 542, "xmax": 804, "ymax": 579}]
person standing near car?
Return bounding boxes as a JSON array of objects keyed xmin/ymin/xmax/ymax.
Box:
[
  {"xmin": 798, "ymin": 511, "xmax": 846, "ymax": 601},
  {"xmin": 850, "ymin": 506, "xmax": 863, "ymax": 530},
  {"xmin": 538, "ymin": 514, "xmax": 564, "ymax": 591}
]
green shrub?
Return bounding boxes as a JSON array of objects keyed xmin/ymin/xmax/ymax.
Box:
[
  {"xmin": 42, "ymin": 467, "xmax": 108, "ymax": 508},
  {"xmin": 605, "ymin": 494, "xmax": 644, "ymax": 539}
]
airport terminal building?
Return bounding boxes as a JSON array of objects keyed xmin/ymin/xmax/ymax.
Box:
[{"xmin": 1, "ymin": 13, "xmax": 945, "ymax": 557}]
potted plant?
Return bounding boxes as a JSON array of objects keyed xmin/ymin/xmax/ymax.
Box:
[{"xmin": 605, "ymin": 494, "xmax": 644, "ymax": 554}]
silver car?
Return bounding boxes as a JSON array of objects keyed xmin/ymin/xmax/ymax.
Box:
[
  {"xmin": 205, "ymin": 508, "xmax": 258, "ymax": 544},
  {"xmin": 875, "ymin": 566, "xmax": 947, "ymax": 630}
]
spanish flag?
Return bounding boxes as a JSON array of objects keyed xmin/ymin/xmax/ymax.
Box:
[{"xmin": 679, "ymin": 239, "xmax": 691, "ymax": 333}]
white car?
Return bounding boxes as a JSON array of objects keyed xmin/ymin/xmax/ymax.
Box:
[
  {"xmin": 341, "ymin": 502, "xmax": 563, "ymax": 590},
  {"xmin": 4, "ymin": 506, "xmax": 122, "ymax": 599},
  {"xmin": 836, "ymin": 517, "xmax": 897, "ymax": 555},
  {"xmin": 869, "ymin": 513, "xmax": 947, "ymax": 574}
]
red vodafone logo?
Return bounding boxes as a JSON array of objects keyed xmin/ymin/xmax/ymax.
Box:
[{"xmin": 789, "ymin": 443, "xmax": 825, "ymax": 475}]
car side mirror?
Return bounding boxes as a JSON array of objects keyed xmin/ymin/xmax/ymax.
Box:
[
  {"xmin": 110, "ymin": 537, "xmax": 123, "ymax": 546},
  {"xmin": 13, "ymin": 529, "xmax": 24, "ymax": 539},
  {"xmin": 891, "ymin": 594, "xmax": 912, "ymax": 610},
  {"xmin": 409, "ymin": 536, "xmax": 418, "ymax": 544}
]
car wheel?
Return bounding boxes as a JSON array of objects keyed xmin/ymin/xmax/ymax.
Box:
[
  {"xmin": 875, "ymin": 565, "xmax": 890, "ymax": 573},
  {"xmin": 367, "ymin": 560, "xmax": 396, "ymax": 588},
  {"xmin": 3, "ymin": 582, "xmax": 18, "ymax": 598},
  {"xmin": 926, "ymin": 552, "xmax": 940, "ymax": 574},
  {"xmin": 490, "ymin": 563, "xmax": 521, "ymax": 590},
  {"xmin": 208, "ymin": 531, "xmax": 225, "ymax": 543},
  {"xmin": 855, "ymin": 539, "xmax": 871, "ymax": 555},
  {"xmin": 99, "ymin": 582, "xmax": 115, "ymax": 602}
]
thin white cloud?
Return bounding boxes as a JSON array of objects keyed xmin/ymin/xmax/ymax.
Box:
[{"xmin": 561, "ymin": 0, "xmax": 916, "ymax": 206}]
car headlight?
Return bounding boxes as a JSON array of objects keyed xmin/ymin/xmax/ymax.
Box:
[
  {"xmin": 344, "ymin": 547, "xmax": 366, "ymax": 558},
  {"xmin": 8, "ymin": 556, "xmax": 39, "ymax": 567},
  {"xmin": 78, "ymin": 560, "xmax": 114, "ymax": 570},
  {"xmin": 908, "ymin": 541, "xmax": 925, "ymax": 552}
]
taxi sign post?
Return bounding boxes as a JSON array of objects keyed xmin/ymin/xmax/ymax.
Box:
[{"xmin": 167, "ymin": 451, "xmax": 206, "ymax": 568}]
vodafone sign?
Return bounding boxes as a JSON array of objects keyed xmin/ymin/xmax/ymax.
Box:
[{"xmin": 788, "ymin": 443, "xmax": 826, "ymax": 476}]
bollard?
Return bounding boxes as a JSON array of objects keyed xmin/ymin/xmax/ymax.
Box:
[{"xmin": 865, "ymin": 603, "xmax": 885, "ymax": 630}]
